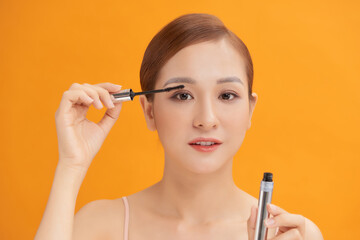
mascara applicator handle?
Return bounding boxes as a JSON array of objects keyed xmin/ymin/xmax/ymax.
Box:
[{"xmin": 111, "ymin": 89, "xmax": 135, "ymax": 103}]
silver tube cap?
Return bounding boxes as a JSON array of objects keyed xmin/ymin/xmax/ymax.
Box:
[{"xmin": 111, "ymin": 89, "xmax": 132, "ymax": 103}]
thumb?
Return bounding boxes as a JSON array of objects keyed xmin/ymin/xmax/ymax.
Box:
[
  {"xmin": 97, "ymin": 84, "xmax": 123, "ymax": 135},
  {"xmin": 247, "ymin": 205, "xmax": 258, "ymax": 240},
  {"xmin": 97, "ymin": 101, "xmax": 123, "ymax": 135}
]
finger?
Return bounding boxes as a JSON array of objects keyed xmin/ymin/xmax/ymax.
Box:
[
  {"xmin": 97, "ymin": 83, "xmax": 124, "ymax": 110},
  {"xmin": 247, "ymin": 205, "xmax": 258, "ymax": 240},
  {"xmin": 268, "ymin": 228, "xmax": 302, "ymax": 240},
  {"xmin": 94, "ymin": 82, "xmax": 122, "ymax": 93},
  {"xmin": 69, "ymin": 83, "xmax": 104, "ymax": 109},
  {"xmin": 265, "ymin": 213, "xmax": 305, "ymax": 229},
  {"xmin": 96, "ymin": 85, "xmax": 123, "ymax": 134},
  {"xmin": 58, "ymin": 89, "xmax": 94, "ymax": 114},
  {"xmin": 248, "ymin": 205, "xmax": 257, "ymax": 229},
  {"xmin": 266, "ymin": 203, "xmax": 288, "ymax": 217},
  {"xmin": 94, "ymin": 82, "xmax": 123, "ymax": 107},
  {"xmin": 79, "ymin": 84, "xmax": 105, "ymax": 109},
  {"xmin": 83, "ymin": 83, "xmax": 114, "ymax": 109}
]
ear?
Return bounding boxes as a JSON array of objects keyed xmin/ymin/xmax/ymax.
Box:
[
  {"xmin": 247, "ymin": 92, "xmax": 258, "ymax": 129},
  {"xmin": 139, "ymin": 95, "xmax": 156, "ymax": 131}
]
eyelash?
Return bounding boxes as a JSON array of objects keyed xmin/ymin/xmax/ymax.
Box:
[{"xmin": 170, "ymin": 91, "xmax": 240, "ymax": 101}]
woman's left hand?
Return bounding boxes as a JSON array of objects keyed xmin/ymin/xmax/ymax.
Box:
[
  {"xmin": 264, "ymin": 203, "xmax": 323, "ymax": 240},
  {"xmin": 264, "ymin": 203, "xmax": 305, "ymax": 239}
]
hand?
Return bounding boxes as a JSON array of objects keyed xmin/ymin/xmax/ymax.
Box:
[
  {"xmin": 264, "ymin": 203, "xmax": 306, "ymax": 240},
  {"xmin": 248, "ymin": 203, "xmax": 323, "ymax": 240},
  {"xmin": 55, "ymin": 82, "xmax": 123, "ymax": 172}
]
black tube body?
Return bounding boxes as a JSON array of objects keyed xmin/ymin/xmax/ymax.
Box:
[{"xmin": 254, "ymin": 172, "xmax": 274, "ymax": 240}]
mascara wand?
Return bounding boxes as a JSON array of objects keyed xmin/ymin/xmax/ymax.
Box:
[{"xmin": 111, "ymin": 85, "xmax": 185, "ymax": 103}]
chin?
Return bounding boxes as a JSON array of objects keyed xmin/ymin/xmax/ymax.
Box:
[{"xmin": 165, "ymin": 147, "xmax": 234, "ymax": 175}]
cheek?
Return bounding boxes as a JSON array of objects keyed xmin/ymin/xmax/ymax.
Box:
[
  {"xmin": 226, "ymin": 109, "xmax": 249, "ymax": 130},
  {"xmin": 220, "ymin": 103, "xmax": 249, "ymax": 145},
  {"xmin": 153, "ymin": 103, "xmax": 190, "ymax": 145}
]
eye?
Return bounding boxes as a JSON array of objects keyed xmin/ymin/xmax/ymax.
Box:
[
  {"xmin": 171, "ymin": 91, "xmax": 193, "ymax": 101},
  {"xmin": 220, "ymin": 92, "xmax": 238, "ymax": 101}
]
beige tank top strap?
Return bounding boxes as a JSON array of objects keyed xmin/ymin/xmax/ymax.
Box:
[{"xmin": 122, "ymin": 196, "xmax": 129, "ymax": 240}]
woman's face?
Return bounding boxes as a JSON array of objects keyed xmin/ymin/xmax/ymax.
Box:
[{"xmin": 140, "ymin": 38, "xmax": 257, "ymax": 174}]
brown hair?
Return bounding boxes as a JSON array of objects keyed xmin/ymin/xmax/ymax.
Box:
[{"xmin": 140, "ymin": 13, "xmax": 254, "ymax": 102}]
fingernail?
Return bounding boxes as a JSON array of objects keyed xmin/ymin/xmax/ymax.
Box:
[
  {"xmin": 96, "ymin": 99, "xmax": 103, "ymax": 108},
  {"xmin": 269, "ymin": 204, "xmax": 277, "ymax": 211},
  {"xmin": 265, "ymin": 218, "xmax": 275, "ymax": 226},
  {"xmin": 86, "ymin": 96, "xmax": 94, "ymax": 102}
]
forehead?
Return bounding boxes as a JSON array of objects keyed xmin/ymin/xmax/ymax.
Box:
[{"xmin": 156, "ymin": 38, "xmax": 247, "ymax": 88}]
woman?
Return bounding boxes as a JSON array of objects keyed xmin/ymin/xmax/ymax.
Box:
[{"xmin": 35, "ymin": 13, "xmax": 324, "ymax": 240}]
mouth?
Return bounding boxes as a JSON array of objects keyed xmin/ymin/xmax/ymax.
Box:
[{"xmin": 188, "ymin": 137, "xmax": 222, "ymax": 152}]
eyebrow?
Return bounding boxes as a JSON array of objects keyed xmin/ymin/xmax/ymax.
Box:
[{"xmin": 162, "ymin": 76, "xmax": 244, "ymax": 88}]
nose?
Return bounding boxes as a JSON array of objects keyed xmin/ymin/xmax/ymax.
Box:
[{"xmin": 193, "ymin": 99, "xmax": 219, "ymax": 130}]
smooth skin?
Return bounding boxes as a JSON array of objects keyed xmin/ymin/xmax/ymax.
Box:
[{"xmin": 35, "ymin": 38, "xmax": 324, "ymax": 240}]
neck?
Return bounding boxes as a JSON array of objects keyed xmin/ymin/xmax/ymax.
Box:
[{"xmin": 153, "ymin": 153, "xmax": 242, "ymax": 226}]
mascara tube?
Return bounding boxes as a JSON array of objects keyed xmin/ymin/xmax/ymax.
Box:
[{"xmin": 254, "ymin": 172, "xmax": 274, "ymax": 240}]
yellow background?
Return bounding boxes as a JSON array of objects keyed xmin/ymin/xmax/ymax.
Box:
[{"xmin": 1, "ymin": 0, "xmax": 359, "ymax": 239}]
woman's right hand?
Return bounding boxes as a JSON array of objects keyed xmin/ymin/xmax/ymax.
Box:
[{"xmin": 55, "ymin": 82, "xmax": 123, "ymax": 172}]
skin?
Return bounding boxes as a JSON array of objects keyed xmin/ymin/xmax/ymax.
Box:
[
  {"xmin": 36, "ymin": 38, "xmax": 324, "ymax": 240},
  {"xmin": 140, "ymin": 38, "xmax": 257, "ymax": 224},
  {"xmin": 133, "ymin": 38, "xmax": 259, "ymax": 239},
  {"xmin": 135, "ymin": 38, "xmax": 323, "ymax": 239}
]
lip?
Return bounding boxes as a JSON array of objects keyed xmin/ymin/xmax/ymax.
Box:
[
  {"xmin": 188, "ymin": 137, "xmax": 223, "ymax": 144},
  {"xmin": 188, "ymin": 137, "xmax": 222, "ymax": 153}
]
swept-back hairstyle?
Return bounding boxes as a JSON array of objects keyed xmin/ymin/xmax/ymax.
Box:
[{"xmin": 140, "ymin": 13, "xmax": 254, "ymax": 102}]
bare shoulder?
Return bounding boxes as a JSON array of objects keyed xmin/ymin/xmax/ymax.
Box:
[
  {"xmin": 305, "ymin": 217, "xmax": 324, "ymax": 240},
  {"xmin": 73, "ymin": 198, "xmax": 125, "ymax": 240}
]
